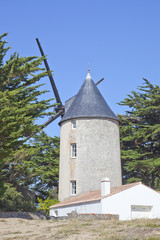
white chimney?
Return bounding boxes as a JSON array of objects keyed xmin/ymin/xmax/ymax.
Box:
[{"xmin": 101, "ymin": 177, "xmax": 110, "ymax": 197}]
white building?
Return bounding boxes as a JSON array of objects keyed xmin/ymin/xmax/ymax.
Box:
[
  {"xmin": 50, "ymin": 179, "xmax": 160, "ymax": 220},
  {"xmin": 50, "ymin": 70, "xmax": 160, "ymax": 220}
]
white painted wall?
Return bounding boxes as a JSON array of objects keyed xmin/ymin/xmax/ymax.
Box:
[
  {"xmin": 101, "ymin": 184, "xmax": 160, "ymax": 220},
  {"xmin": 50, "ymin": 200, "xmax": 101, "ymax": 217}
]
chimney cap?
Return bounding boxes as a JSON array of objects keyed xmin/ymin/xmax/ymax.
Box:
[{"xmin": 101, "ymin": 177, "xmax": 110, "ymax": 182}]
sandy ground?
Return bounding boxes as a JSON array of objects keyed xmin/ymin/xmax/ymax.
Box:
[{"xmin": 1, "ymin": 218, "xmax": 160, "ymax": 240}]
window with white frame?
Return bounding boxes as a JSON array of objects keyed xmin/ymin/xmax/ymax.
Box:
[
  {"xmin": 70, "ymin": 180, "xmax": 76, "ymax": 195},
  {"xmin": 72, "ymin": 121, "xmax": 76, "ymax": 129},
  {"xmin": 71, "ymin": 143, "xmax": 77, "ymax": 158}
]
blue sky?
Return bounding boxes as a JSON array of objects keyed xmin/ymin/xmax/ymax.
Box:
[{"xmin": 1, "ymin": 0, "xmax": 160, "ymax": 137}]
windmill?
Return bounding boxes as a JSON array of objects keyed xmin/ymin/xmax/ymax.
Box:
[{"xmin": 33, "ymin": 39, "xmax": 122, "ymax": 201}]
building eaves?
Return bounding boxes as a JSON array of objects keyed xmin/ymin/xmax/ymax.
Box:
[{"xmin": 50, "ymin": 182, "xmax": 141, "ymax": 209}]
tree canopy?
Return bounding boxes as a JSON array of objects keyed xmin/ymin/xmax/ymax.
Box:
[
  {"xmin": 3, "ymin": 131, "xmax": 59, "ymax": 200},
  {"xmin": 0, "ymin": 33, "xmax": 55, "ymax": 158},
  {"xmin": 119, "ymin": 79, "xmax": 160, "ymax": 189},
  {"xmin": 0, "ymin": 33, "xmax": 59, "ymax": 208}
]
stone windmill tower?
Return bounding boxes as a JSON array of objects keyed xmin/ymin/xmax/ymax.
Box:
[
  {"xmin": 35, "ymin": 39, "xmax": 122, "ymax": 202},
  {"xmin": 58, "ymin": 70, "xmax": 122, "ymax": 201}
]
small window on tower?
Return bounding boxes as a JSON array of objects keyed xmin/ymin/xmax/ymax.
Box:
[
  {"xmin": 70, "ymin": 181, "xmax": 76, "ymax": 195},
  {"xmin": 72, "ymin": 121, "xmax": 76, "ymax": 129},
  {"xmin": 71, "ymin": 143, "xmax": 77, "ymax": 158}
]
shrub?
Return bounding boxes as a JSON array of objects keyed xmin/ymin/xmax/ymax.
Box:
[
  {"xmin": 0, "ymin": 184, "xmax": 36, "ymax": 212},
  {"xmin": 37, "ymin": 197, "xmax": 59, "ymax": 215}
]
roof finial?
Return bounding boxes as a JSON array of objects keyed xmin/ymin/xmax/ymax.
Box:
[{"xmin": 86, "ymin": 64, "xmax": 92, "ymax": 80}]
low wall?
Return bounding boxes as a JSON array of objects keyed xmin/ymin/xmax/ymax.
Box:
[
  {"xmin": 68, "ymin": 212, "xmax": 119, "ymax": 220},
  {"xmin": 0, "ymin": 212, "xmax": 48, "ymax": 220},
  {"xmin": 0, "ymin": 211, "xmax": 119, "ymax": 221}
]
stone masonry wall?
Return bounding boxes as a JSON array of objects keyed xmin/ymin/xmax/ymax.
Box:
[
  {"xmin": 0, "ymin": 211, "xmax": 119, "ymax": 221},
  {"xmin": 0, "ymin": 212, "xmax": 48, "ymax": 220},
  {"xmin": 68, "ymin": 211, "xmax": 119, "ymax": 220},
  {"xmin": 59, "ymin": 118, "xmax": 122, "ymax": 201}
]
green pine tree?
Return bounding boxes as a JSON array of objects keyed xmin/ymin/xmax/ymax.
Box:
[
  {"xmin": 0, "ymin": 33, "xmax": 56, "ymax": 198},
  {"xmin": 119, "ymin": 79, "xmax": 160, "ymax": 189},
  {"xmin": 3, "ymin": 131, "xmax": 60, "ymax": 200}
]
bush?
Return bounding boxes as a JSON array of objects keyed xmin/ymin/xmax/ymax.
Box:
[
  {"xmin": 37, "ymin": 197, "xmax": 59, "ymax": 215},
  {"xmin": 0, "ymin": 184, "xmax": 36, "ymax": 212}
]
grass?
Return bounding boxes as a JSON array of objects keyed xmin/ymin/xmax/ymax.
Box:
[
  {"xmin": 0, "ymin": 219, "xmax": 7, "ymax": 222},
  {"xmin": 54, "ymin": 219, "xmax": 81, "ymax": 239},
  {"xmin": 52, "ymin": 219, "xmax": 160, "ymax": 240},
  {"xmin": 1, "ymin": 218, "xmax": 160, "ymax": 239}
]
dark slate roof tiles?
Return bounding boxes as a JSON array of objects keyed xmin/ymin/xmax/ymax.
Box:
[{"xmin": 60, "ymin": 72, "xmax": 119, "ymax": 124}]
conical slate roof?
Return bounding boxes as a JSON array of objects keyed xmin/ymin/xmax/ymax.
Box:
[{"xmin": 60, "ymin": 70, "xmax": 119, "ymax": 124}]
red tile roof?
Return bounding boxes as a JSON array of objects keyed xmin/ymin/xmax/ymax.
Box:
[{"xmin": 50, "ymin": 182, "xmax": 141, "ymax": 209}]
